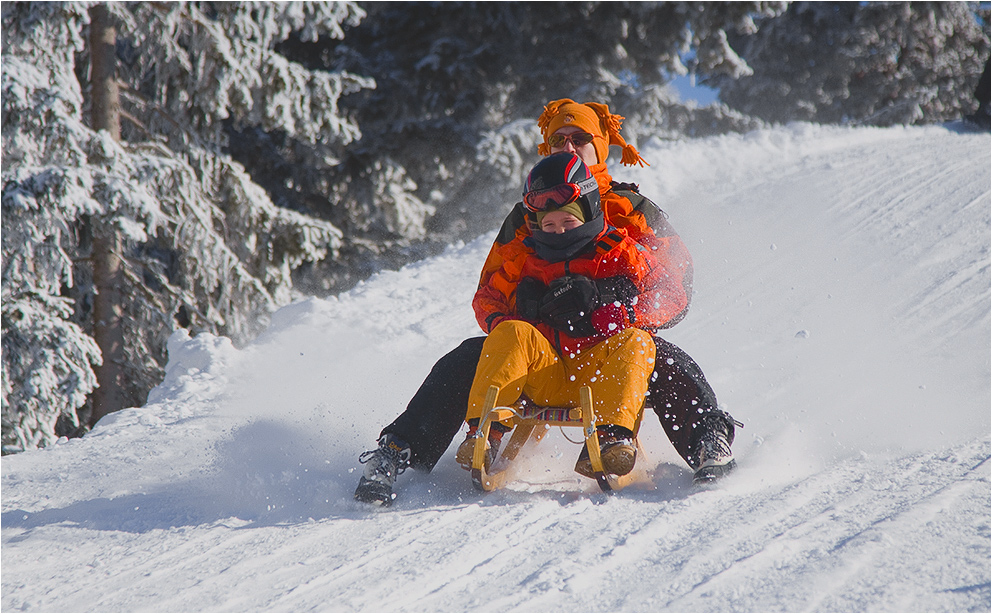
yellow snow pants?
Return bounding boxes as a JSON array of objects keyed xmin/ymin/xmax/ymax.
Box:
[{"xmin": 465, "ymin": 320, "xmax": 656, "ymax": 431}]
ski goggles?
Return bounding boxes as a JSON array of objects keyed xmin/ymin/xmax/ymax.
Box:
[
  {"xmin": 547, "ymin": 131, "xmax": 596, "ymax": 149},
  {"xmin": 523, "ymin": 177, "xmax": 598, "ymax": 213}
]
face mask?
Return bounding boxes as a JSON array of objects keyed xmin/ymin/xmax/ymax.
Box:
[{"xmin": 531, "ymin": 217, "xmax": 605, "ymax": 262}]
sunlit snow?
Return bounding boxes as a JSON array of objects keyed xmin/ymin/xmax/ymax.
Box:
[{"xmin": 3, "ymin": 123, "xmax": 989, "ymax": 612}]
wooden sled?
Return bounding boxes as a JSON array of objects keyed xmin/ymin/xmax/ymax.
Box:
[{"xmin": 470, "ymin": 385, "xmax": 648, "ymax": 494}]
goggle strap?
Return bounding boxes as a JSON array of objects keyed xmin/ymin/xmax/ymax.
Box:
[{"xmin": 576, "ymin": 177, "xmax": 598, "ymax": 195}]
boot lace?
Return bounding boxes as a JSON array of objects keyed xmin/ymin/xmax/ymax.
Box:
[
  {"xmin": 358, "ymin": 437, "xmax": 411, "ymax": 483},
  {"xmin": 695, "ymin": 414, "xmax": 738, "ymax": 466}
]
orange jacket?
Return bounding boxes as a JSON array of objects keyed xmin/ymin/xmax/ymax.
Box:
[
  {"xmin": 474, "ymin": 162, "xmax": 692, "ymax": 340},
  {"xmin": 476, "ymin": 222, "xmax": 680, "ymax": 354}
]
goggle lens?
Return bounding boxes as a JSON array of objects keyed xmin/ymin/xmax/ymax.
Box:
[{"xmin": 523, "ymin": 183, "xmax": 582, "ymax": 213}]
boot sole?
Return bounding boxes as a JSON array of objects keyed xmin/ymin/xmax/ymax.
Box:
[
  {"xmin": 692, "ymin": 458, "xmax": 737, "ymax": 485},
  {"xmin": 354, "ymin": 476, "xmax": 395, "ymax": 506}
]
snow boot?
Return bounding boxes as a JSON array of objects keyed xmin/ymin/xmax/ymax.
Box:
[
  {"xmin": 455, "ymin": 420, "xmax": 506, "ymax": 472},
  {"xmin": 575, "ymin": 425, "xmax": 637, "ymax": 478},
  {"xmin": 691, "ymin": 412, "xmax": 741, "ymax": 485},
  {"xmin": 354, "ymin": 433, "xmax": 412, "ymax": 507}
]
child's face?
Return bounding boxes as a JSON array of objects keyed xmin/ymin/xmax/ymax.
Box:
[{"xmin": 540, "ymin": 209, "xmax": 584, "ymax": 234}]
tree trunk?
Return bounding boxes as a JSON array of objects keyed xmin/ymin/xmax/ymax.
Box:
[{"xmin": 88, "ymin": 3, "xmax": 126, "ymax": 427}]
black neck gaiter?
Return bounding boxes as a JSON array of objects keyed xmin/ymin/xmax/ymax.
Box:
[{"xmin": 532, "ymin": 217, "xmax": 606, "ymax": 262}]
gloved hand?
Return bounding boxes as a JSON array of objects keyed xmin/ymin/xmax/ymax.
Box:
[
  {"xmin": 515, "ymin": 277, "xmax": 547, "ymax": 321},
  {"xmin": 594, "ymin": 275, "xmax": 639, "ymax": 307},
  {"xmin": 538, "ymin": 275, "xmax": 600, "ymax": 337},
  {"xmin": 539, "ymin": 275, "xmax": 638, "ymax": 337}
]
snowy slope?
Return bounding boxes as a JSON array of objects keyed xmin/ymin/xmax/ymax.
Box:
[{"xmin": 2, "ymin": 123, "xmax": 989, "ymax": 613}]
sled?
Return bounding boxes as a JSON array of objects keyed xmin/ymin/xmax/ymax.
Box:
[{"xmin": 470, "ymin": 385, "xmax": 648, "ymax": 494}]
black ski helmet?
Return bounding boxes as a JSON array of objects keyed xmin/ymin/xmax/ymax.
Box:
[{"xmin": 522, "ymin": 152, "xmax": 602, "ymax": 223}]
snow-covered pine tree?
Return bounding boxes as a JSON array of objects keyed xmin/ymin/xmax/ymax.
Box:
[
  {"xmin": 309, "ymin": 1, "xmax": 788, "ymax": 244},
  {"xmin": 1, "ymin": 2, "xmax": 799, "ymax": 453},
  {"xmin": 712, "ymin": 2, "xmax": 991, "ymax": 126},
  {"xmin": 1, "ymin": 2, "xmax": 372, "ymax": 452}
]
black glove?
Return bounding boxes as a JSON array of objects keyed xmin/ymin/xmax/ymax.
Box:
[
  {"xmin": 538, "ymin": 275, "xmax": 600, "ymax": 336},
  {"xmin": 539, "ymin": 275, "xmax": 639, "ymax": 336},
  {"xmin": 515, "ymin": 277, "xmax": 547, "ymax": 321},
  {"xmin": 594, "ymin": 275, "xmax": 639, "ymax": 307}
]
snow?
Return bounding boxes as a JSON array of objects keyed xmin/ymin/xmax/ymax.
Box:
[{"xmin": 3, "ymin": 123, "xmax": 989, "ymax": 612}]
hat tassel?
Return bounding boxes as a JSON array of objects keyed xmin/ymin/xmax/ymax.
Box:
[{"xmin": 621, "ymin": 143, "xmax": 648, "ymax": 167}]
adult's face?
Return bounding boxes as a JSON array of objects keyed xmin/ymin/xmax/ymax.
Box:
[{"xmin": 549, "ymin": 126, "xmax": 599, "ymax": 168}]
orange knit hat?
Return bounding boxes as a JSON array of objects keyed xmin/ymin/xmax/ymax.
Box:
[{"xmin": 537, "ymin": 99, "xmax": 648, "ymax": 167}]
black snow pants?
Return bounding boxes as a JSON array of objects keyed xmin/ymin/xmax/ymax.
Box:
[{"xmin": 381, "ymin": 335, "xmax": 722, "ymax": 471}]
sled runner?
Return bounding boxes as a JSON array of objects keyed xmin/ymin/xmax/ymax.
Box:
[{"xmin": 470, "ymin": 385, "xmax": 648, "ymax": 493}]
